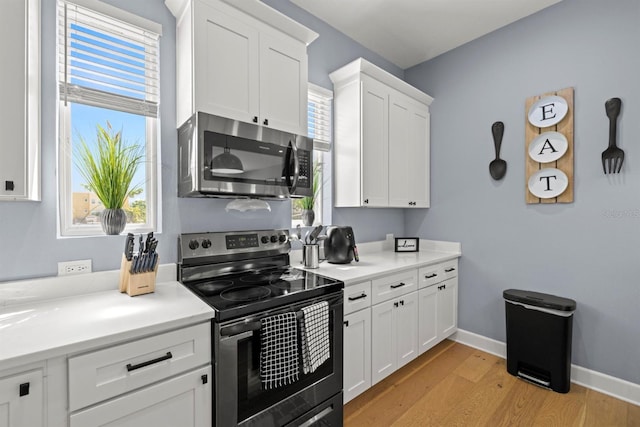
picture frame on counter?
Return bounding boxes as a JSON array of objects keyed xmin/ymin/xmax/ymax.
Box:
[{"xmin": 395, "ymin": 237, "xmax": 420, "ymax": 252}]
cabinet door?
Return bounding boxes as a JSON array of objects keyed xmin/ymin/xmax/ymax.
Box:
[
  {"xmin": 0, "ymin": 0, "xmax": 39, "ymax": 201},
  {"xmin": 438, "ymin": 277, "xmax": 458, "ymax": 339},
  {"xmin": 395, "ymin": 291, "xmax": 418, "ymax": 369},
  {"xmin": 360, "ymin": 76, "xmax": 389, "ymax": 207},
  {"xmin": 259, "ymin": 33, "xmax": 308, "ymax": 135},
  {"xmin": 388, "ymin": 93, "xmax": 411, "ymax": 207},
  {"xmin": 371, "ymin": 300, "xmax": 395, "ymax": 385},
  {"xmin": 0, "ymin": 369, "xmax": 44, "ymax": 427},
  {"xmin": 194, "ymin": 2, "xmax": 259, "ymax": 124},
  {"xmin": 408, "ymin": 103, "xmax": 430, "ymax": 207},
  {"xmin": 418, "ymin": 285, "xmax": 438, "ymax": 355},
  {"xmin": 343, "ymin": 308, "xmax": 371, "ymax": 403},
  {"xmin": 69, "ymin": 366, "xmax": 212, "ymax": 427}
]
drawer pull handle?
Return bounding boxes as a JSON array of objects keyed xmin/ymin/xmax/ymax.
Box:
[
  {"xmin": 390, "ymin": 282, "xmax": 406, "ymax": 289},
  {"xmin": 394, "ymin": 302, "xmax": 399, "ymax": 308},
  {"xmin": 445, "ymin": 268, "xmax": 456, "ymax": 272},
  {"xmin": 344, "ymin": 320, "xmax": 349, "ymax": 327},
  {"xmin": 201, "ymin": 374, "xmax": 208, "ymax": 385},
  {"xmin": 19, "ymin": 382, "xmax": 29, "ymax": 397},
  {"xmin": 425, "ymin": 273, "xmax": 437, "ymax": 279},
  {"xmin": 348, "ymin": 293, "xmax": 367, "ymax": 301},
  {"xmin": 126, "ymin": 352, "xmax": 173, "ymax": 372}
]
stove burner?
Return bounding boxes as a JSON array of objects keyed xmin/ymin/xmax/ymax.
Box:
[
  {"xmin": 220, "ymin": 285, "xmax": 271, "ymax": 302},
  {"xmin": 195, "ymin": 280, "xmax": 234, "ymax": 295}
]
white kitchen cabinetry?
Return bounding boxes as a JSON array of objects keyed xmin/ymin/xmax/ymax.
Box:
[
  {"xmin": 343, "ymin": 281, "xmax": 372, "ymax": 403},
  {"xmin": 0, "ymin": 368, "xmax": 44, "ymax": 427},
  {"xmin": 418, "ymin": 260, "xmax": 459, "ymax": 355},
  {"xmin": 370, "ymin": 270, "xmax": 419, "ymax": 385},
  {"xmin": 68, "ymin": 322, "xmax": 212, "ymax": 427},
  {"xmin": 167, "ymin": 0, "xmax": 318, "ymax": 135},
  {"xmin": 0, "ymin": 0, "xmax": 40, "ymax": 201},
  {"xmin": 330, "ymin": 58, "xmax": 432, "ymax": 208}
]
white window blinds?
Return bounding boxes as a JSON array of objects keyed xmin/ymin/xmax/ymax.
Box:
[
  {"xmin": 58, "ymin": 0, "xmax": 160, "ymax": 117},
  {"xmin": 308, "ymin": 83, "xmax": 333, "ymax": 152}
]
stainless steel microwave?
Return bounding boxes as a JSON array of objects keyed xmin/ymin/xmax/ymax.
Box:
[{"xmin": 177, "ymin": 112, "xmax": 313, "ymax": 199}]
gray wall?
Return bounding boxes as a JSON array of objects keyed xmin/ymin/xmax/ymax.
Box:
[
  {"xmin": 0, "ymin": 0, "xmax": 403, "ymax": 281},
  {"xmin": 405, "ymin": 0, "xmax": 640, "ymax": 384}
]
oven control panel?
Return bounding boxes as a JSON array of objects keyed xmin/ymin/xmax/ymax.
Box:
[{"xmin": 179, "ymin": 229, "xmax": 290, "ymax": 260}]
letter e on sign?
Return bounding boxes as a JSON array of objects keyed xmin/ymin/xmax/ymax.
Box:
[{"xmin": 528, "ymin": 95, "xmax": 569, "ymax": 127}]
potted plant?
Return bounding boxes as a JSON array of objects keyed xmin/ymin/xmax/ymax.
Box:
[
  {"xmin": 294, "ymin": 161, "xmax": 322, "ymax": 226},
  {"xmin": 74, "ymin": 122, "xmax": 145, "ymax": 235}
]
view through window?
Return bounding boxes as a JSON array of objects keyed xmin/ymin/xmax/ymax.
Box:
[{"xmin": 57, "ymin": 0, "xmax": 160, "ymax": 236}]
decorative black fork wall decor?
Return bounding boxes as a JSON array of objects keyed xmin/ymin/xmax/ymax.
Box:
[{"xmin": 602, "ymin": 97, "xmax": 624, "ymax": 174}]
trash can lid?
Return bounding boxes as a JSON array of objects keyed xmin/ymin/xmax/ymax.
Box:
[{"xmin": 503, "ymin": 289, "xmax": 576, "ymax": 312}]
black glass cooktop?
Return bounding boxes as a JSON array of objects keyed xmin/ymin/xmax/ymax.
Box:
[{"xmin": 183, "ymin": 266, "xmax": 343, "ymax": 321}]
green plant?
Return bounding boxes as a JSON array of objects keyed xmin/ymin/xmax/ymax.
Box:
[
  {"xmin": 295, "ymin": 161, "xmax": 322, "ymax": 210},
  {"xmin": 74, "ymin": 122, "xmax": 145, "ymax": 209}
]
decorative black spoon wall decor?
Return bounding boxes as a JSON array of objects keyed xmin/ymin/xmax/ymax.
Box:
[{"xmin": 490, "ymin": 121, "xmax": 507, "ymax": 180}]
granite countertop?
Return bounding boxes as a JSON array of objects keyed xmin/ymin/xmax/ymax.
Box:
[
  {"xmin": 291, "ymin": 239, "xmax": 461, "ymax": 285},
  {"xmin": 0, "ymin": 267, "xmax": 214, "ymax": 371}
]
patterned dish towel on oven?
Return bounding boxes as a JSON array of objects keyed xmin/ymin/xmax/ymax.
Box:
[
  {"xmin": 300, "ymin": 301, "xmax": 330, "ymax": 374},
  {"xmin": 260, "ymin": 312, "xmax": 299, "ymax": 389}
]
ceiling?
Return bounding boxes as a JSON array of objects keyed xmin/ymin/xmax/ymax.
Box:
[{"xmin": 290, "ymin": 0, "xmax": 562, "ymax": 69}]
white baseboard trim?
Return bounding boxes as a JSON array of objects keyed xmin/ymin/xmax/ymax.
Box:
[{"xmin": 451, "ymin": 329, "xmax": 640, "ymax": 406}]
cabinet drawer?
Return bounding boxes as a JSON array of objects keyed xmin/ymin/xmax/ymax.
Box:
[
  {"xmin": 418, "ymin": 260, "xmax": 459, "ymax": 289},
  {"xmin": 68, "ymin": 322, "xmax": 211, "ymax": 411},
  {"xmin": 442, "ymin": 260, "xmax": 458, "ymax": 281},
  {"xmin": 344, "ymin": 281, "xmax": 372, "ymax": 315},
  {"xmin": 371, "ymin": 270, "xmax": 418, "ymax": 305}
]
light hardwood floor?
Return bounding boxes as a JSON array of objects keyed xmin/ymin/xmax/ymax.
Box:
[{"xmin": 344, "ymin": 340, "xmax": 640, "ymax": 426}]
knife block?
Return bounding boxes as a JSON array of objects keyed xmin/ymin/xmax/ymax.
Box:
[{"xmin": 118, "ymin": 254, "xmax": 158, "ymax": 296}]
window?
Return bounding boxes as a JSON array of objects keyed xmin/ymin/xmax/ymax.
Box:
[
  {"xmin": 292, "ymin": 84, "xmax": 333, "ymax": 226},
  {"xmin": 57, "ymin": 0, "xmax": 161, "ymax": 236}
]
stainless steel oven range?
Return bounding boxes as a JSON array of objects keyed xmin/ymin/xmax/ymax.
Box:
[{"xmin": 178, "ymin": 229, "xmax": 344, "ymax": 427}]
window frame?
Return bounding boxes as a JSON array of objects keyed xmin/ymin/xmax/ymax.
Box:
[{"xmin": 56, "ymin": 0, "xmax": 161, "ymax": 237}]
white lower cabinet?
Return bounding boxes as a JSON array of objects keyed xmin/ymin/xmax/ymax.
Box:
[
  {"xmin": 371, "ymin": 290, "xmax": 418, "ymax": 385},
  {"xmin": 69, "ymin": 365, "xmax": 211, "ymax": 427},
  {"xmin": 343, "ymin": 307, "xmax": 371, "ymax": 403},
  {"xmin": 0, "ymin": 369, "xmax": 44, "ymax": 427},
  {"xmin": 418, "ymin": 260, "xmax": 459, "ymax": 355},
  {"xmin": 343, "ymin": 259, "xmax": 459, "ymax": 400},
  {"xmin": 68, "ymin": 322, "xmax": 212, "ymax": 427}
]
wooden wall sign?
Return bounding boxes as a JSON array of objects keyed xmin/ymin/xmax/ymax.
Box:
[{"xmin": 525, "ymin": 87, "xmax": 574, "ymax": 204}]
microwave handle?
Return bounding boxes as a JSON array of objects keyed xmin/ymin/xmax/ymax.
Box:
[{"xmin": 285, "ymin": 139, "xmax": 300, "ymax": 194}]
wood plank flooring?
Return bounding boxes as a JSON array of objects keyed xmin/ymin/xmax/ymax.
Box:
[{"xmin": 344, "ymin": 340, "xmax": 640, "ymax": 426}]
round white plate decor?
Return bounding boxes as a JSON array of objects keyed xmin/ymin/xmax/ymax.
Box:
[
  {"xmin": 528, "ymin": 96, "xmax": 569, "ymax": 128},
  {"xmin": 528, "ymin": 132, "xmax": 568, "ymax": 163},
  {"xmin": 528, "ymin": 168, "xmax": 568, "ymax": 198}
]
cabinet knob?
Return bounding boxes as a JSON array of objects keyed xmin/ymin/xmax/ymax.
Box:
[
  {"xmin": 394, "ymin": 302, "xmax": 399, "ymax": 308},
  {"xmin": 263, "ymin": 118, "xmax": 269, "ymax": 126},
  {"xmin": 201, "ymin": 374, "xmax": 208, "ymax": 385},
  {"xmin": 364, "ymin": 199, "xmax": 369, "ymax": 204},
  {"xmin": 19, "ymin": 382, "xmax": 29, "ymax": 397},
  {"xmin": 343, "ymin": 320, "xmax": 349, "ymax": 327},
  {"xmin": 5, "ymin": 181, "xmax": 14, "ymax": 191},
  {"xmin": 253, "ymin": 116, "xmax": 258, "ymax": 123},
  {"xmin": 400, "ymin": 300, "xmax": 404, "ymax": 306}
]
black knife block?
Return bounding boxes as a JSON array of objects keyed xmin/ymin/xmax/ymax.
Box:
[{"xmin": 119, "ymin": 254, "xmax": 158, "ymax": 296}]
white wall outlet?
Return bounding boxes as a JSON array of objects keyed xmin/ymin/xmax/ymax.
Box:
[{"xmin": 58, "ymin": 259, "xmax": 92, "ymax": 276}]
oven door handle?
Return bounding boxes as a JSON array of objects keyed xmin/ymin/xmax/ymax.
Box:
[
  {"xmin": 298, "ymin": 406, "xmax": 334, "ymax": 427},
  {"xmin": 285, "ymin": 139, "xmax": 300, "ymax": 194},
  {"xmin": 220, "ymin": 321, "xmax": 262, "ymax": 337}
]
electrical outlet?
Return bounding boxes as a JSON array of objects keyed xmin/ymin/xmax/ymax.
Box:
[{"xmin": 58, "ymin": 259, "xmax": 92, "ymax": 276}]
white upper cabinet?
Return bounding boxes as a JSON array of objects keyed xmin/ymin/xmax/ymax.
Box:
[
  {"xmin": 330, "ymin": 58, "xmax": 432, "ymax": 208},
  {"xmin": 0, "ymin": 0, "xmax": 40, "ymax": 201},
  {"xmin": 167, "ymin": 0, "xmax": 317, "ymax": 135}
]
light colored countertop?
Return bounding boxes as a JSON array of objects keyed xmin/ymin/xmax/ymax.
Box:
[
  {"xmin": 0, "ymin": 266, "xmax": 214, "ymax": 371},
  {"xmin": 291, "ymin": 239, "xmax": 461, "ymax": 285}
]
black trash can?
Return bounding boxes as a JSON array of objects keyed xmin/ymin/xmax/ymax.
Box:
[{"xmin": 503, "ymin": 289, "xmax": 576, "ymax": 393}]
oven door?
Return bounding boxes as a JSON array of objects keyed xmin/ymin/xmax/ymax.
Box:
[{"xmin": 215, "ymin": 292, "xmax": 343, "ymax": 427}]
